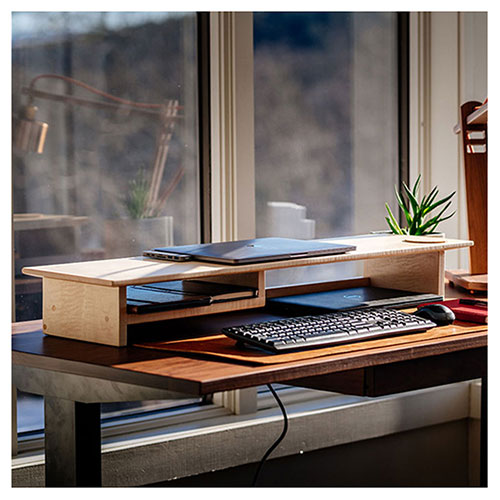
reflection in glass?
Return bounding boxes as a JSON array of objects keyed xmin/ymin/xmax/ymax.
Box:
[
  {"xmin": 12, "ymin": 12, "xmax": 201, "ymax": 435},
  {"xmin": 253, "ymin": 12, "xmax": 399, "ymax": 285},
  {"xmin": 12, "ymin": 12, "xmax": 200, "ymax": 319}
]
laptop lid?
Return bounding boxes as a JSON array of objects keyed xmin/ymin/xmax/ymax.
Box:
[
  {"xmin": 148, "ymin": 237, "xmax": 356, "ymax": 264},
  {"xmin": 268, "ymin": 286, "xmax": 444, "ymax": 314}
]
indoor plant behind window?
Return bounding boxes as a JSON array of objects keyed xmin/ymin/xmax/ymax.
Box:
[
  {"xmin": 104, "ymin": 166, "xmax": 183, "ymax": 258},
  {"xmin": 385, "ymin": 174, "xmax": 455, "ymax": 242}
]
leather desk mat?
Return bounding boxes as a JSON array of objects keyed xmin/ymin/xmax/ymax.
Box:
[{"xmin": 135, "ymin": 322, "xmax": 487, "ymax": 366}]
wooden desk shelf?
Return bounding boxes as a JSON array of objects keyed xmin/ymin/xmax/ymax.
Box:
[
  {"xmin": 23, "ymin": 234, "xmax": 472, "ymax": 346},
  {"xmin": 447, "ymin": 100, "xmax": 488, "ymax": 292}
]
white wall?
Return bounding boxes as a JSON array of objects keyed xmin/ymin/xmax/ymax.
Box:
[{"xmin": 410, "ymin": 12, "xmax": 487, "ymax": 270}]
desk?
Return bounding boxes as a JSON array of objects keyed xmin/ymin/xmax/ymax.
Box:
[{"xmin": 12, "ymin": 307, "xmax": 487, "ymax": 487}]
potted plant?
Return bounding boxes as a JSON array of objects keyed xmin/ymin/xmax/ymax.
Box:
[
  {"xmin": 385, "ymin": 175, "xmax": 455, "ymax": 242},
  {"xmin": 104, "ymin": 167, "xmax": 183, "ymax": 258}
]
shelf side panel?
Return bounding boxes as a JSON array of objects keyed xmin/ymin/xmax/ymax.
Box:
[
  {"xmin": 42, "ymin": 278, "xmax": 127, "ymax": 346},
  {"xmin": 364, "ymin": 251, "xmax": 445, "ymax": 296}
]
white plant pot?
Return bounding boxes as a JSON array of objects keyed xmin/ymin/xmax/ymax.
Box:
[
  {"xmin": 372, "ymin": 230, "xmax": 446, "ymax": 243},
  {"xmin": 403, "ymin": 232, "xmax": 446, "ymax": 243},
  {"xmin": 104, "ymin": 216, "xmax": 174, "ymax": 258}
]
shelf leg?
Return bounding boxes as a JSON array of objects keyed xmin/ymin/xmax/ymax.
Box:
[
  {"xmin": 42, "ymin": 278, "xmax": 127, "ymax": 346},
  {"xmin": 364, "ymin": 250, "xmax": 445, "ymax": 296}
]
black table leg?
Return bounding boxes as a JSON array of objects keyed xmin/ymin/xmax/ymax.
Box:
[
  {"xmin": 480, "ymin": 376, "xmax": 487, "ymax": 487},
  {"xmin": 44, "ymin": 396, "xmax": 102, "ymax": 487}
]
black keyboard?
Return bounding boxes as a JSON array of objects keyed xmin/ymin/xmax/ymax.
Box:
[{"xmin": 222, "ymin": 308, "xmax": 436, "ymax": 353}]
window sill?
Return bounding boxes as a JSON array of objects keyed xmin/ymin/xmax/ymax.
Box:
[{"xmin": 12, "ymin": 381, "xmax": 478, "ymax": 487}]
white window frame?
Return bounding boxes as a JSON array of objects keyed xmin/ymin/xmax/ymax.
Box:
[
  {"xmin": 409, "ymin": 12, "xmax": 487, "ymax": 271},
  {"xmin": 12, "ymin": 382, "xmax": 482, "ymax": 486},
  {"xmin": 209, "ymin": 12, "xmax": 256, "ymax": 242}
]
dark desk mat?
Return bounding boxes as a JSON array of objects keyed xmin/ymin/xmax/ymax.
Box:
[{"xmin": 134, "ymin": 322, "xmax": 487, "ymax": 366}]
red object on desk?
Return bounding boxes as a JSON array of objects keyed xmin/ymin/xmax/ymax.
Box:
[{"xmin": 419, "ymin": 298, "xmax": 488, "ymax": 324}]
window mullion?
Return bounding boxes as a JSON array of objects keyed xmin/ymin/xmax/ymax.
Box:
[
  {"xmin": 209, "ymin": 12, "xmax": 255, "ymax": 242},
  {"xmin": 209, "ymin": 12, "xmax": 257, "ymax": 414}
]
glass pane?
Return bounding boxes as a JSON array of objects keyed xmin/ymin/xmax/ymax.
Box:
[
  {"xmin": 254, "ymin": 12, "xmax": 399, "ymax": 285},
  {"xmin": 12, "ymin": 12, "xmax": 200, "ymax": 320},
  {"xmin": 12, "ymin": 12, "xmax": 201, "ymax": 434},
  {"xmin": 16, "ymin": 392, "xmax": 44, "ymax": 435}
]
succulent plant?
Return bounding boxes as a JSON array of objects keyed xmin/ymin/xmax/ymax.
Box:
[
  {"xmin": 125, "ymin": 168, "xmax": 150, "ymax": 219},
  {"xmin": 385, "ymin": 174, "xmax": 456, "ymax": 235}
]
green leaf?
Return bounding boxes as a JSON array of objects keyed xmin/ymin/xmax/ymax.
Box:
[
  {"xmin": 125, "ymin": 168, "xmax": 150, "ymax": 219},
  {"xmin": 407, "ymin": 203, "xmax": 426, "ymax": 234},
  {"xmin": 437, "ymin": 211, "xmax": 456, "ymax": 224},
  {"xmin": 420, "ymin": 207, "xmax": 456, "ymax": 234},
  {"xmin": 395, "ymin": 187, "xmax": 412, "ymax": 226},
  {"xmin": 412, "ymin": 174, "xmax": 422, "ymax": 197},
  {"xmin": 419, "ymin": 215, "xmax": 440, "ymax": 233},
  {"xmin": 426, "ymin": 221, "xmax": 440, "ymax": 235},
  {"xmin": 431, "ymin": 211, "xmax": 456, "ymax": 226},
  {"xmin": 421, "ymin": 185, "xmax": 438, "ymax": 210},
  {"xmin": 432, "ymin": 200, "xmax": 453, "ymax": 222},
  {"xmin": 387, "ymin": 177, "xmax": 456, "ymax": 236},
  {"xmin": 423, "ymin": 191, "xmax": 456, "ymax": 215},
  {"xmin": 385, "ymin": 204, "xmax": 403, "ymax": 235},
  {"xmin": 420, "ymin": 208, "xmax": 446, "ymax": 233},
  {"xmin": 385, "ymin": 217, "xmax": 399, "ymax": 234},
  {"xmin": 425, "ymin": 188, "xmax": 440, "ymax": 210},
  {"xmin": 402, "ymin": 182, "xmax": 420, "ymax": 216}
]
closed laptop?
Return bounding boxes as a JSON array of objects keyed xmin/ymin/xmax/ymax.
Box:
[{"xmin": 145, "ymin": 237, "xmax": 356, "ymax": 265}]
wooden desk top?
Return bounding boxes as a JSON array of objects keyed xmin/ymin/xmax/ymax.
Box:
[{"xmin": 12, "ymin": 309, "xmax": 487, "ymax": 397}]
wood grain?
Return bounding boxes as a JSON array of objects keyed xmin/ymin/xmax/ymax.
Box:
[
  {"xmin": 12, "ymin": 313, "xmax": 487, "ymax": 396},
  {"xmin": 460, "ymin": 101, "xmax": 488, "ymax": 275},
  {"xmin": 445, "ymin": 270, "xmax": 488, "ymax": 292},
  {"xmin": 453, "ymin": 100, "xmax": 487, "ymax": 133},
  {"xmin": 125, "ymin": 270, "xmax": 266, "ymax": 323},
  {"xmin": 266, "ymin": 277, "xmax": 371, "ymax": 299},
  {"xmin": 43, "ymin": 278, "xmax": 127, "ymax": 346},
  {"xmin": 21, "ymin": 235, "xmax": 473, "ymax": 346},
  {"xmin": 467, "ymin": 100, "xmax": 488, "ymax": 125},
  {"xmin": 134, "ymin": 321, "xmax": 487, "ymax": 365},
  {"xmin": 288, "ymin": 347, "xmax": 486, "ymax": 396},
  {"xmin": 364, "ymin": 251, "xmax": 445, "ymax": 295},
  {"xmin": 125, "ymin": 294, "xmax": 266, "ymax": 325},
  {"xmin": 22, "ymin": 235, "xmax": 472, "ymax": 287}
]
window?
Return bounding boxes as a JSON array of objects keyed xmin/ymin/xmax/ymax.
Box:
[
  {"xmin": 13, "ymin": 12, "xmax": 201, "ymax": 320},
  {"xmin": 251, "ymin": 11, "xmax": 406, "ymax": 417},
  {"xmin": 12, "ymin": 11, "xmax": 409, "ymax": 466},
  {"xmin": 12, "ymin": 11, "xmax": 202, "ymax": 436},
  {"xmin": 253, "ymin": 12, "xmax": 402, "ymax": 285},
  {"xmin": 12, "ymin": 13, "xmax": 487, "ymax": 486}
]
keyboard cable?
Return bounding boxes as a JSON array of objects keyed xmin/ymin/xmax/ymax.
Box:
[{"xmin": 252, "ymin": 383, "xmax": 289, "ymax": 487}]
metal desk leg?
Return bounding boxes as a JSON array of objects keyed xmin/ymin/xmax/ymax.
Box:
[
  {"xmin": 12, "ymin": 385, "xmax": 17, "ymax": 457},
  {"xmin": 44, "ymin": 396, "xmax": 101, "ymax": 487},
  {"xmin": 480, "ymin": 376, "xmax": 487, "ymax": 487}
]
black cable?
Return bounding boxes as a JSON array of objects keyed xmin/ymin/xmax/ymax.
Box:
[{"xmin": 252, "ymin": 383, "xmax": 289, "ymax": 487}]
